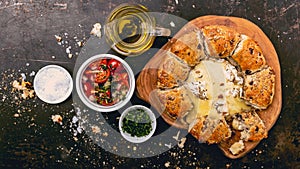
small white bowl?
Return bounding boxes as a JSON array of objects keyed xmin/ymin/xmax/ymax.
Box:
[
  {"xmin": 119, "ymin": 105, "xmax": 156, "ymax": 143},
  {"xmin": 34, "ymin": 65, "xmax": 73, "ymax": 104},
  {"xmin": 76, "ymin": 54, "xmax": 135, "ymax": 112}
]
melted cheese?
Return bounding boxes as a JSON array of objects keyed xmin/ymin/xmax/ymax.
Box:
[
  {"xmin": 185, "ymin": 59, "xmax": 251, "ymax": 124},
  {"xmin": 185, "ymin": 62, "xmax": 212, "ymax": 124}
]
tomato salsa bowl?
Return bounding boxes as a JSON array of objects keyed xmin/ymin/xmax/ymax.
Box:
[{"xmin": 76, "ymin": 54, "xmax": 135, "ymax": 112}]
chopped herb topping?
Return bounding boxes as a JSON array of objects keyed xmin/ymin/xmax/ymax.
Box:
[{"xmin": 122, "ymin": 108, "xmax": 152, "ymax": 137}]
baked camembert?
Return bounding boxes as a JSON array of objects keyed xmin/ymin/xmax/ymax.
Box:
[{"xmin": 153, "ymin": 25, "xmax": 275, "ymax": 156}]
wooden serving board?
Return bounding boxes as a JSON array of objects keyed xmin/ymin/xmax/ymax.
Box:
[{"xmin": 136, "ymin": 15, "xmax": 282, "ymax": 159}]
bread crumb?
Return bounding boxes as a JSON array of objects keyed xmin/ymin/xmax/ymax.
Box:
[
  {"xmin": 165, "ymin": 161, "xmax": 170, "ymax": 167},
  {"xmin": 13, "ymin": 113, "xmax": 20, "ymax": 118},
  {"xmin": 77, "ymin": 41, "xmax": 83, "ymax": 47},
  {"xmin": 12, "ymin": 80, "xmax": 35, "ymax": 99},
  {"xmin": 54, "ymin": 35, "xmax": 62, "ymax": 42},
  {"xmin": 91, "ymin": 125, "xmax": 100, "ymax": 134},
  {"xmin": 90, "ymin": 23, "xmax": 102, "ymax": 38},
  {"xmin": 229, "ymin": 140, "xmax": 245, "ymax": 155},
  {"xmin": 102, "ymin": 132, "xmax": 108, "ymax": 137},
  {"xmin": 52, "ymin": 115, "xmax": 63, "ymax": 125},
  {"xmin": 178, "ymin": 137, "xmax": 186, "ymax": 148}
]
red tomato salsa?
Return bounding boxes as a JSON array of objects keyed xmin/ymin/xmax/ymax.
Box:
[{"xmin": 82, "ymin": 58, "xmax": 130, "ymax": 106}]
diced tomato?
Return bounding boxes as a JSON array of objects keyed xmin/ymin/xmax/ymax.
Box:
[
  {"xmin": 105, "ymin": 90, "xmax": 111, "ymax": 97},
  {"xmin": 95, "ymin": 67, "xmax": 110, "ymax": 84},
  {"xmin": 99, "ymin": 59, "xmax": 108, "ymax": 66},
  {"xmin": 108, "ymin": 59, "xmax": 121, "ymax": 71}
]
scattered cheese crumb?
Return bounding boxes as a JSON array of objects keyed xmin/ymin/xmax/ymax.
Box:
[
  {"xmin": 90, "ymin": 23, "xmax": 102, "ymax": 38},
  {"xmin": 172, "ymin": 131, "xmax": 180, "ymax": 141},
  {"xmin": 21, "ymin": 73, "xmax": 26, "ymax": 80},
  {"xmin": 29, "ymin": 71, "xmax": 36, "ymax": 77},
  {"xmin": 68, "ymin": 53, "xmax": 73, "ymax": 59},
  {"xmin": 229, "ymin": 140, "xmax": 245, "ymax": 155},
  {"xmin": 66, "ymin": 46, "xmax": 71, "ymax": 54},
  {"xmin": 165, "ymin": 143, "xmax": 172, "ymax": 149},
  {"xmin": 52, "ymin": 115, "xmax": 63, "ymax": 125},
  {"xmin": 170, "ymin": 21, "xmax": 176, "ymax": 27}
]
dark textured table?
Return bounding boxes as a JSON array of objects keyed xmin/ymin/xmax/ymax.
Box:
[{"xmin": 0, "ymin": 0, "xmax": 299, "ymax": 168}]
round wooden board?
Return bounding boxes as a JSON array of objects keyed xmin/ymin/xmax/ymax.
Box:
[{"xmin": 136, "ymin": 15, "xmax": 282, "ymax": 159}]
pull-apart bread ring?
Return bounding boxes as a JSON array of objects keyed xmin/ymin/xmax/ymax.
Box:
[{"xmin": 153, "ymin": 24, "xmax": 276, "ymax": 157}]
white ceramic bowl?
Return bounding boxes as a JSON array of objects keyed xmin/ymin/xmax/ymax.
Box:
[
  {"xmin": 76, "ymin": 54, "xmax": 135, "ymax": 112},
  {"xmin": 119, "ymin": 105, "xmax": 156, "ymax": 143},
  {"xmin": 34, "ymin": 65, "xmax": 73, "ymax": 104}
]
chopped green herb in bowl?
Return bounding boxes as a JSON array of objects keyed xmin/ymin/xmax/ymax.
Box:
[{"xmin": 119, "ymin": 105, "xmax": 156, "ymax": 143}]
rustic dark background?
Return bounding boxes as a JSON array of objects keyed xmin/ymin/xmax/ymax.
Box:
[{"xmin": 0, "ymin": 0, "xmax": 299, "ymax": 168}]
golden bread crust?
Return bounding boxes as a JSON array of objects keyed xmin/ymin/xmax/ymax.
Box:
[
  {"xmin": 170, "ymin": 29, "xmax": 205, "ymax": 66},
  {"xmin": 157, "ymin": 52, "xmax": 190, "ymax": 89},
  {"xmin": 188, "ymin": 117, "xmax": 205, "ymax": 140},
  {"xmin": 205, "ymin": 118, "xmax": 232, "ymax": 144},
  {"xmin": 201, "ymin": 25, "xmax": 241, "ymax": 58},
  {"xmin": 189, "ymin": 116, "xmax": 232, "ymax": 144},
  {"xmin": 232, "ymin": 111, "xmax": 267, "ymax": 141},
  {"xmin": 155, "ymin": 86, "xmax": 193, "ymax": 120},
  {"xmin": 231, "ymin": 35, "xmax": 266, "ymax": 73},
  {"xmin": 243, "ymin": 66, "xmax": 275, "ymax": 109}
]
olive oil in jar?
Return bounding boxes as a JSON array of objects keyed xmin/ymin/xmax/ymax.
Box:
[
  {"xmin": 105, "ymin": 3, "xmax": 171, "ymax": 56},
  {"xmin": 117, "ymin": 15, "xmax": 143, "ymax": 44}
]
